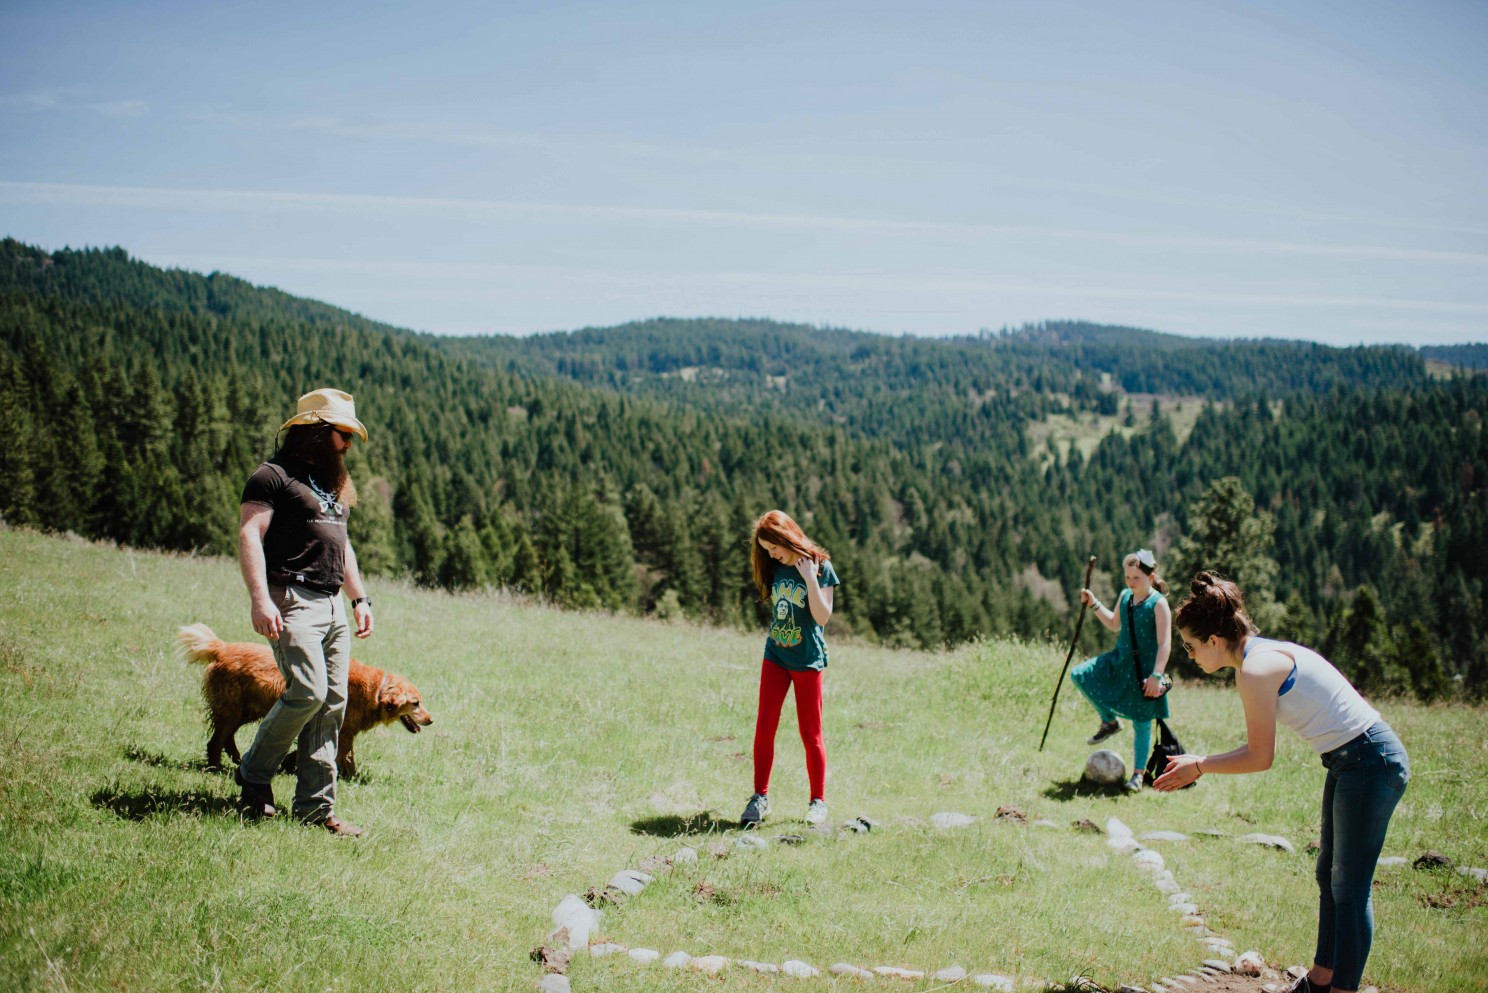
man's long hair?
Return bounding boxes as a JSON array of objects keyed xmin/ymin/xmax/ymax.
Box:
[{"xmin": 276, "ymin": 423, "xmax": 358, "ymax": 508}]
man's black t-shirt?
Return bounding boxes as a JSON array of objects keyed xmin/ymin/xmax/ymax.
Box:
[{"xmin": 241, "ymin": 458, "xmax": 348, "ymax": 593}]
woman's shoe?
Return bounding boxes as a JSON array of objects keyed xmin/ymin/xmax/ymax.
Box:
[
  {"xmin": 1123, "ymin": 773, "xmax": 1143, "ymax": 794},
  {"xmin": 1087, "ymin": 720, "xmax": 1122, "ymax": 744},
  {"xmin": 740, "ymin": 792, "xmax": 770, "ymax": 828}
]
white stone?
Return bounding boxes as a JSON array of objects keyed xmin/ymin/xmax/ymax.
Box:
[
  {"xmin": 934, "ymin": 965, "xmax": 968, "ymax": 981},
  {"xmin": 1201, "ymin": 958, "xmax": 1233, "ymax": 973},
  {"xmin": 735, "ymin": 834, "xmax": 770, "ymax": 850},
  {"xmin": 1169, "ymin": 902, "xmax": 1198, "ymax": 915},
  {"xmin": 1155, "ymin": 878, "xmax": 1181, "ymax": 894},
  {"xmin": 663, "ymin": 952, "xmax": 692, "ymax": 968},
  {"xmin": 588, "ymin": 943, "xmax": 626, "ymax": 957},
  {"xmin": 536, "ymin": 976, "xmax": 571, "ymax": 993},
  {"xmin": 972, "ymin": 975, "xmax": 1015, "ymax": 991},
  {"xmin": 874, "ymin": 965, "xmax": 926, "ymax": 979},
  {"xmin": 1377, "ymin": 856, "xmax": 1407, "ymax": 867},
  {"xmin": 1133, "ymin": 849, "xmax": 1165, "ymax": 870},
  {"xmin": 1140, "ymin": 830, "xmax": 1189, "ymax": 842},
  {"xmin": 781, "ymin": 959, "xmax": 819, "ymax": 978},
  {"xmin": 1107, "ymin": 836, "xmax": 1143, "ymax": 854},
  {"xmin": 1153, "ymin": 986, "xmax": 1168, "ymax": 993},
  {"xmin": 931, "ymin": 811, "xmax": 976, "ymax": 830},
  {"xmin": 830, "ymin": 963, "xmax": 874, "ymax": 979},
  {"xmin": 1234, "ymin": 951, "xmax": 1264, "ymax": 976},
  {"xmin": 1032, "ymin": 818, "xmax": 1059, "ymax": 828},
  {"xmin": 690, "ymin": 955, "xmax": 728, "ymax": 974},
  {"xmin": 738, "ymin": 960, "xmax": 780, "ymax": 974},
  {"xmin": 1287, "ymin": 965, "xmax": 1309, "ymax": 979},
  {"xmin": 1458, "ymin": 866, "xmax": 1488, "ymax": 883},
  {"xmin": 1153, "ymin": 869, "xmax": 1175, "ymax": 884},
  {"xmin": 1106, "ymin": 816, "xmax": 1134, "ymax": 838},
  {"xmin": 1167, "ymin": 892, "xmax": 1193, "ymax": 906},
  {"xmin": 607, "ymin": 869, "xmax": 651, "ymax": 895},
  {"xmin": 628, "ymin": 948, "xmax": 660, "ymax": 964},
  {"xmin": 1086, "ymin": 749, "xmax": 1127, "ymax": 783},
  {"xmin": 1237, "ymin": 833, "xmax": 1295, "ymax": 853},
  {"xmin": 673, "ymin": 846, "xmax": 698, "ymax": 864},
  {"xmin": 549, "ymin": 896, "xmax": 600, "ymax": 949}
]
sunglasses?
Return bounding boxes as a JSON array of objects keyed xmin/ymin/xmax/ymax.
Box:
[{"xmin": 334, "ymin": 429, "xmax": 356, "ymax": 443}]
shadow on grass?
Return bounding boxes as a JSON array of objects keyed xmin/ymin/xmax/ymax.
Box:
[
  {"xmin": 91, "ymin": 783, "xmax": 240, "ymax": 820},
  {"xmin": 1040, "ymin": 777, "xmax": 1130, "ymax": 801},
  {"xmin": 630, "ymin": 810, "xmax": 736, "ymax": 837},
  {"xmin": 124, "ymin": 744, "xmax": 214, "ymax": 772}
]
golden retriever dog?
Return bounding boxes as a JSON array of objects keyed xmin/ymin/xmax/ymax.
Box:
[{"xmin": 177, "ymin": 623, "xmax": 433, "ymax": 778}]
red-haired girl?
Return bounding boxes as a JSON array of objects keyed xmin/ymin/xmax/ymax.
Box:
[{"xmin": 740, "ymin": 510, "xmax": 840, "ymax": 828}]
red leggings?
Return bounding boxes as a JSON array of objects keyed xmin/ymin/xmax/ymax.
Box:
[{"xmin": 752, "ymin": 659, "xmax": 827, "ymax": 800}]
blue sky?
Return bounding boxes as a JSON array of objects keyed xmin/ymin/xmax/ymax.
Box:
[{"xmin": 2, "ymin": 0, "xmax": 1485, "ymax": 344}]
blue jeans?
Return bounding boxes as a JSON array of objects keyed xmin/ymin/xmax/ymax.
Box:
[{"xmin": 1315, "ymin": 721, "xmax": 1409, "ymax": 990}]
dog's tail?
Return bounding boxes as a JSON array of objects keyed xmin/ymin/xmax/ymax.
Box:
[{"xmin": 176, "ymin": 623, "xmax": 223, "ymax": 664}]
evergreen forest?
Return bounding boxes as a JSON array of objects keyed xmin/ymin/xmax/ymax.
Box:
[{"xmin": 3, "ymin": 238, "xmax": 1485, "ymax": 700}]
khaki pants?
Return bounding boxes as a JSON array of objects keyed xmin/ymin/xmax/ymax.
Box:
[{"xmin": 238, "ymin": 583, "xmax": 350, "ymax": 822}]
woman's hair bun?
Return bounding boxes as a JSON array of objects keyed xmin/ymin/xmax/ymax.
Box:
[{"xmin": 1190, "ymin": 572, "xmax": 1216, "ymax": 594}]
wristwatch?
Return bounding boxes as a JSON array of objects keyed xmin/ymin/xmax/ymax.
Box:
[{"xmin": 351, "ymin": 597, "xmax": 372, "ymax": 609}]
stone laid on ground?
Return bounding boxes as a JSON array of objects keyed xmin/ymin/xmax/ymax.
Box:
[
  {"xmin": 550, "ymin": 896, "xmax": 601, "ymax": 949},
  {"xmin": 776, "ymin": 833, "xmax": 805, "ymax": 845},
  {"xmin": 588, "ymin": 943, "xmax": 626, "ymax": 957},
  {"xmin": 536, "ymin": 975, "xmax": 572, "ymax": 993},
  {"xmin": 637, "ymin": 854, "xmax": 672, "ymax": 873},
  {"xmin": 1032, "ymin": 818, "xmax": 1059, "ymax": 828},
  {"xmin": 1201, "ymin": 958, "xmax": 1233, "ymax": 973},
  {"xmin": 1155, "ymin": 877, "xmax": 1181, "ymax": 895},
  {"xmin": 735, "ymin": 834, "xmax": 770, "ymax": 851},
  {"xmin": 1169, "ymin": 902, "xmax": 1198, "ymax": 915},
  {"xmin": 1140, "ymin": 830, "xmax": 1189, "ymax": 842},
  {"xmin": 1458, "ymin": 866, "xmax": 1488, "ymax": 883},
  {"xmin": 1233, "ymin": 950, "xmax": 1264, "ymax": 975},
  {"xmin": 738, "ymin": 960, "xmax": 780, "ymax": 974},
  {"xmin": 1237, "ymin": 833, "xmax": 1295, "ymax": 853},
  {"xmin": 1167, "ymin": 892, "xmax": 1192, "ymax": 905},
  {"xmin": 1108, "ymin": 836, "xmax": 1144, "ymax": 854},
  {"xmin": 829, "ymin": 963, "xmax": 874, "ymax": 979},
  {"xmin": 1193, "ymin": 828, "xmax": 1228, "ymax": 838},
  {"xmin": 672, "ymin": 846, "xmax": 698, "ymax": 864},
  {"xmin": 874, "ymin": 965, "xmax": 926, "ymax": 979},
  {"xmin": 1133, "ymin": 849, "xmax": 1165, "ymax": 870},
  {"xmin": 690, "ymin": 955, "xmax": 728, "ymax": 974},
  {"xmin": 628, "ymin": 948, "xmax": 660, "ymax": 964},
  {"xmin": 1376, "ymin": 855, "xmax": 1407, "ymax": 867},
  {"xmin": 934, "ymin": 965, "xmax": 968, "ymax": 980},
  {"xmin": 931, "ymin": 811, "xmax": 976, "ymax": 830},
  {"xmin": 781, "ymin": 959, "xmax": 819, "ymax": 978},
  {"xmin": 971, "ymin": 974, "xmax": 1015, "ymax": 990},
  {"xmin": 1117, "ymin": 985, "xmax": 1150, "ymax": 993},
  {"xmin": 607, "ymin": 870, "xmax": 652, "ymax": 896},
  {"xmin": 662, "ymin": 951, "xmax": 692, "ymax": 968},
  {"xmin": 1106, "ymin": 816, "xmax": 1134, "ymax": 838}
]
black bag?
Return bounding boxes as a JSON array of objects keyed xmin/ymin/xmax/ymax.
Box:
[{"xmin": 1144, "ymin": 718, "xmax": 1193, "ymax": 787}]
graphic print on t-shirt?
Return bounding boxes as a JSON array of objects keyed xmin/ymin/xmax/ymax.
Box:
[{"xmin": 769, "ymin": 578, "xmax": 807, "ymax": 649}]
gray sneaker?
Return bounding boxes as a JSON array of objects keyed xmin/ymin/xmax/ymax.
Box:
[
  {"xmin": 740, "ymin": 792, "xmax": 770, "ymax": 828},
  {"xmin": 805, "ymin": 799, "xmax": 828, "ymax": 825},
  {"xmin": 1087, "ymin": 720, "xmax": 1122, "ymax": 745}
]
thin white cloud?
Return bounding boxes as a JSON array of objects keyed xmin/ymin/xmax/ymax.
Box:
[
  {"xmin": 0, "ymin": 92, "xmax": 62, "ymax": 110},
  {"xmin": 89, "ymin": 100, "xmax": 149, "ymax": 118},
  {"xmin": 6, "ymin": 180, "xmax": 1488, "ymax": 269}
]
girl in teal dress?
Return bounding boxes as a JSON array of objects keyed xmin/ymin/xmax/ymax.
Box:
[{"xmin": 1070, "ymin": 549, "xmax": 1173, "ymax": 792}]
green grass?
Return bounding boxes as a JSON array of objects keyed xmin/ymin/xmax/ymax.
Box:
[
  {"xmin": 1025, "ymin": 398, "xmax": 1211, "ymax": 469},
  {"xmin": 1, "ymin": 527, "xmax": 1484, "ymax": 992}
]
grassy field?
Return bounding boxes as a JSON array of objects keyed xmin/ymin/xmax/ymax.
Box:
[{"xmin": 1, "ymin": 527, "xmax": 1484, "ymax": 992}]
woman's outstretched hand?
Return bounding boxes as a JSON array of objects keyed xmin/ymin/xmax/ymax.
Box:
[{"xmin": 1154, "ymin": 754, "xmax": 1203, "ymax": 792}]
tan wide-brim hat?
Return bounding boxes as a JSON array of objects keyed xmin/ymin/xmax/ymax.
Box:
[{"xmin": 279, "ymin": 388, "xmax": 369, "ymax": 441}]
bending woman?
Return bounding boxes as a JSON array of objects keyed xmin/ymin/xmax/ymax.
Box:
[
  {"xmin": 1070, "ymin": 549, "xmax": 1173, "ymax": 792},
  {"xmin": 1155, "ymin": 572, "xmax": 1409, "ymax": 993}
]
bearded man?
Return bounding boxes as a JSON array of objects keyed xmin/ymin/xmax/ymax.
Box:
[{"xmin": 235, "ymin": 388, "xmax": 375, "ymax": 836}]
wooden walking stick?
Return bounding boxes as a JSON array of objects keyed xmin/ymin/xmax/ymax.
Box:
[{"xmin": 1039, "ymin": 555, "xmax": 1097, "ymax": 752}]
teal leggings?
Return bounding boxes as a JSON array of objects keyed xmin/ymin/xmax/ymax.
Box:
[{"xmin": 1088, "ymin": 699, "xmax": 1152, "ymax": 778}]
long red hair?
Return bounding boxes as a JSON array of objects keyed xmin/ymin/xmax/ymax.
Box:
[{"xmin": 750, "ymin": 510, "xmax": 830, "ymax": 602}]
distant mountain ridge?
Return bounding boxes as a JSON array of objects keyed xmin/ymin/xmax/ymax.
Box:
[{"xmin": 4, "ymin": 238, "xmax": 1486, "ymax": 699}]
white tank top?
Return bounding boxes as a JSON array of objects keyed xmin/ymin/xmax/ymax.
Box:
[{"xmin": 1245, "ymin": 636, "xmax": 1379, "ymax": 754}]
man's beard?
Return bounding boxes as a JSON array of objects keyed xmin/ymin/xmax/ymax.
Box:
[{"xmin": 280, "ymin": 426, "xmax": 357, "ymax": 508}]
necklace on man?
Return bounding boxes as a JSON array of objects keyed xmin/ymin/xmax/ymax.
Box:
[{"xmin": 306, "ymin": 474, "xmax": 344, "ymax": 517}]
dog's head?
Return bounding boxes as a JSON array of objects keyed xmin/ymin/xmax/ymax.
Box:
[{"xmin": 377, "ymin": 672, "xmax": 434, "ymax": 733}]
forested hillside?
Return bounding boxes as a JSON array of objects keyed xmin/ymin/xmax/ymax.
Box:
[{"xmin": 3, "ymin": 239, "xmax": 1485, "ymax": 698}]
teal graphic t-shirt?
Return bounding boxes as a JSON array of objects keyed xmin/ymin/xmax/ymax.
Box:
[{"xmin": 764, "ymin": 559, "xmax": 841, "ymax": 671}]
